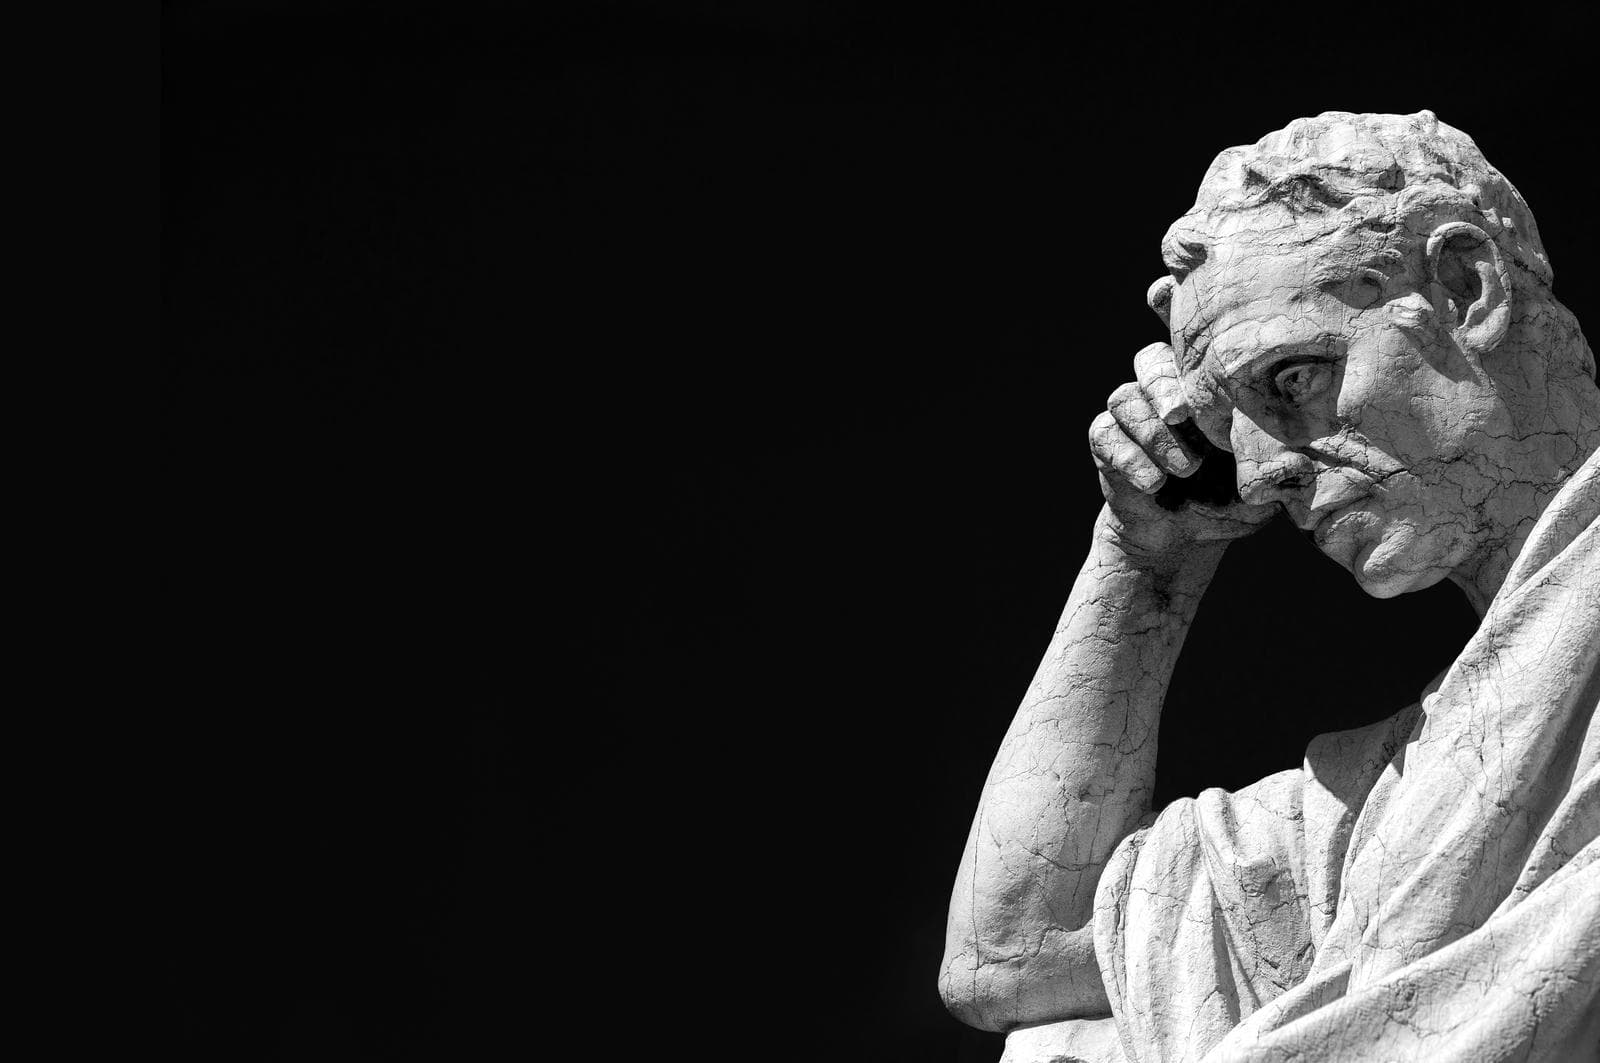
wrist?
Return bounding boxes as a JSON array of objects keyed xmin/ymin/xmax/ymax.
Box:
[{"xmin": 1092, "ymin": 504, "xmax": 1227, "ymax": 586}]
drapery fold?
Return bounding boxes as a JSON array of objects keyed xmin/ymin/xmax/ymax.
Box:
[{"xmin": 1005, "ymin": 450, "xmax": 1600, "ymax": 1063}]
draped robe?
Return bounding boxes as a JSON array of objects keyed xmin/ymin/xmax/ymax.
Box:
[{"xmin": 1005, "ymin": 449, "xmax": 1600, "ymax": 1063}]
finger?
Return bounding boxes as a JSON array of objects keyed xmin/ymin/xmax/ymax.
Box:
[
  {"xmin": 1189, "ymin": 499, "xmax": 1281, "ymax": 539},
  {"xmin": 1107, "ymin": 382, "xmax": 1200, "ymax": 478},
  {"xmin": 1132, "ymin": 343, "xmax": 1190, "ymax": 424},
  {"xmin": 1089, "ymin": 409, "xmax": 1166, "ymax": 493}
]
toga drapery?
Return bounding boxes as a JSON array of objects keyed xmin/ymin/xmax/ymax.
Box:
[{"xmin": 1006, "ymin": 448, "xmax": 1600, "ymax": 1063}]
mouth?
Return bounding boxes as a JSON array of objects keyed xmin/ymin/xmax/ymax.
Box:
[
  {"xmin": 1293, "ymin": 490, "xmax": 1373, "ymax": 535},
  {"xmin": 1291, "ymin": 464, "xmax": 1404, "ymax": 535}
]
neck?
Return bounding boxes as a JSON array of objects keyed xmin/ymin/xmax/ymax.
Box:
[{"xmin": 1449, "ymin": 388, "xmax": 1600, "ymax": 618}]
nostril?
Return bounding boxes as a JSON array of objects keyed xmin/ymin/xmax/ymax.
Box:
[
  {"xmin": 1234, "ymin": 450, "xmax": 1315, "ymax": 504},
  {"xmin": 1237, "ymin": 468, "xmax": 1306, "ymax": 506}
]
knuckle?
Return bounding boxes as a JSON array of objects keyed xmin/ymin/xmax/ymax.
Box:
[
  {"xmin": 1134, "ymin": 342, "xmax": 1175, "ymax": 374},
  {"xmin": 1107, "ymin": 381, "xmax": 1144, "ymax": 413},
  {"xmin": 1136, "ymin": 355, "xmax": 1180, "ymax": 397},
  {"xmin": 1134, "ymin": 341, "xmax": 1173, "ymax": 365},
  {"xmin": 1146, "ymin": 419, "xmax": 1180, "ymax": 450},
  {"xmin": 1088, "ymin": 411, "xmax": 1117, "ymax": 449}
]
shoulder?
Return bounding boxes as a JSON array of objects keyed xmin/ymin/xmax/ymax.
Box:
[{"xmin": 1303, "ymin": 701, "xmax": 1423, "ymax": 802}]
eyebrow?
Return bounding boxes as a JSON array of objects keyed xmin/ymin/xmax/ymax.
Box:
[
  {"xmin": 1305, "ymin": 246, "xmax": 1407, "ymax": 290},
  {"xmin": 1182, "ymin": 249, "xmax": 1392, "ymax": 376},
  {"xmin": 1218, "ymin": 331, "xmax": 1343, "ymax": 379}
]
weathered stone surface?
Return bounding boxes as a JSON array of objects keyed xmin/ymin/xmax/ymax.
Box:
[{"xmin": 941, "ymin": 112, "xmax": 1600, "ymax": 1062}]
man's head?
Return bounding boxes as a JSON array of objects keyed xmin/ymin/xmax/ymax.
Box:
[{"xmin": 1148, "ymin": 111, "xmax": 1597, "ymax": 601}]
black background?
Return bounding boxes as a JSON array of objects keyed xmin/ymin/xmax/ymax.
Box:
[{"xmin": 164, "ymin": 5, "xmax": 1595, "ymax": 1060}]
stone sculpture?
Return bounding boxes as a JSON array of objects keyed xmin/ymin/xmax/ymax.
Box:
[{"xmin": 941, "ymin": 112, "xmax": 1600, "ymax": 1062}]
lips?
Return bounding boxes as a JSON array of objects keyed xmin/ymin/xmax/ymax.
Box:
[
  {"xmin": 1290, "ymin": 463, "xmax": 1395, "ymax": 534},
  {"xmin": 1310, "ymin": 501, "xmax": 1373, "ymax": 546},
  {"xmin": 1313, "ymin": 506, "xmax": 1384, "ymax": 571},
  {"xmin": 1294, "ymin": 489, "xmax": 1373, "ymax": 534}
]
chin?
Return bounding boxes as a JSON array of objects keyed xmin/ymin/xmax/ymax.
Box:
[
  {"xmin": 1348, "ymin": 528, "xmax": 1459, "ymax": 599},
  {"xmin": 1352, "ymin": 565, "xmax": 1441, "ymax": 599}
]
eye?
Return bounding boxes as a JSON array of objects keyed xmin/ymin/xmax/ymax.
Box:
[{"xmin": 1274, "ymin": 361, "xmax": 1333, "ymax": 405}]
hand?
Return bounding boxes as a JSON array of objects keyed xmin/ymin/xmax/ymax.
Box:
[{"xmin": 1089, "ymin": 342, "xmax": 1276, "ymax": 560}]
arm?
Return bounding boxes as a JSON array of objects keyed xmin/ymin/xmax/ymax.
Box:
[
  {"xmin": 940, "ymin": 343, "xmax": 1273, "ymax": 1031},
  {"xmin": 939, "ymin": 514, "xmax": 1221, "ymax": 1029}
]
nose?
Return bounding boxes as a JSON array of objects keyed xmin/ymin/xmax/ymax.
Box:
[{"xmin": 1231, "ymin": 409, "xmax": 1314, "ymax": 505}]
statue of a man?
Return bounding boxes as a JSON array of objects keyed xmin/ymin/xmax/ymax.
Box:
[{"xmin": 941, "ymin": 112, "xmax": 1600, "ymax": 1062}]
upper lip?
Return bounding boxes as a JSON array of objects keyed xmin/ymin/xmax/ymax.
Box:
[{"xmin": 1292, "ymin": 465, "xmax": 1409, "ymax": 532}]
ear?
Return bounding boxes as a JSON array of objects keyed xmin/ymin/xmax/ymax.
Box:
[{"xmin": 1425, "ymin": 222, "xmax": 1511, "ymax": 357}]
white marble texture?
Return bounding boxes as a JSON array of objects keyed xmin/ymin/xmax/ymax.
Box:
[{"xmin": 942, "ymin": 112, "xmax": 1600, "ymax": 1062}]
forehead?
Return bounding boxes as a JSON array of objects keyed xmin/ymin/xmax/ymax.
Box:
[{"xmin": 1168, "ymin": 239, "xmax": 1376, "ymax": 376}]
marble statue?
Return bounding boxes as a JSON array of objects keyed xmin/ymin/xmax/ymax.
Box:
[{"xmin": 941, "ymin": 112, "xmax": 1600, "ymax": 1062}]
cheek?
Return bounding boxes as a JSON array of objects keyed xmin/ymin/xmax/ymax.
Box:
[
  {"xmin": 1333, "ymin": 332, "xmax": 1414, "ymax": 425},
  {"xmin": 1334, "ymin": 332, "xmax": 1499, "ymax": 462}
]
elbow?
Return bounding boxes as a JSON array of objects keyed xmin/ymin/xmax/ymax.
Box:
[
  {"xmin": 939, "ymin": 927, "xmax": 1107, "ymax": 1032},
  {"xmin": 938, "ymin": 951, "xmax": 1024, "ymax": 1033}
]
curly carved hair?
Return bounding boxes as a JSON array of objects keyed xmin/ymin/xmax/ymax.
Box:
[
  {"xmin": 1154, "ymin": 110, "xmax": 1593, "ymax": 380},
  {"xmin": 1160, "ymin": 111, "xmax": 1548, "ymax": 283}
]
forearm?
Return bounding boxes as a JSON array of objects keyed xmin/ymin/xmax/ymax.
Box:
[{"xmin": 941, "ymin": 504, "xmax": 1223, "ymax": 1029}]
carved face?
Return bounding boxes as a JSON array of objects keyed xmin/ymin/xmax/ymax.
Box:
[{"xmin": 1170, "ymin": 237, "xmax": 1513, "ymax": 598}]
